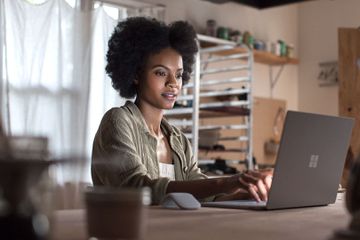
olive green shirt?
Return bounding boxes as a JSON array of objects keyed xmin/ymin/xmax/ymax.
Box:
[{"xmin": 91, "ymin": 101, "xmax": 208, "ymax": 204}]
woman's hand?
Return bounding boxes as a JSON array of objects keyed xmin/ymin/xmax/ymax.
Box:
[
  {"xmin": 214, "ymin": 188, "xmax": 252, "ymax": 201},
  {"xmin": 240, "ymin": 169, "xmax": 273, "ymax": 202},
  {"xmin": 167, "ymin": 169, "xmax": 273, "ymax": 202},
  {"xmin": 225, "ymin": 169, "xmax": 273, "ymax": 202}
]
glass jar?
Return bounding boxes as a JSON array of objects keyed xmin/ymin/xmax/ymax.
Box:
[
  {"xmin": 217, "ymin": 27, "xmax": 229, "ymax": 40},
  {"xmin": 206, "ymin": 19, "xmax": 217, "ymax": 37}
]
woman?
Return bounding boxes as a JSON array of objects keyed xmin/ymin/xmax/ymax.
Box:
[{"xmin": 91, "ymin": 17, "xmax": 272, "ymax": 204}]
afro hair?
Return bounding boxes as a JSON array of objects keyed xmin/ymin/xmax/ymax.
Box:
[{"xmin": 105, "ymin": 17, "xmax": 198, "ymax": 99}]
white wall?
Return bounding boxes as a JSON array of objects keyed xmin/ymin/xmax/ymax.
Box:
[
  {"xmin": 144, "ymin": 0, "xmax": 300, "ymax": 110},
  {"xmin": 298, "ymin": 0, "xmax": 360, "ymax": 115}
]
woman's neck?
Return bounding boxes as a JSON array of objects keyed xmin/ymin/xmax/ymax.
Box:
[{"xmin": 135, "ymin": 99, "xmax": 164, "ymax": 137}]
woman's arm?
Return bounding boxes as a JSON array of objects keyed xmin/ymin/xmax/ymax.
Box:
[
  {"xmin": 167, "ymin": 175, "xmax": 239, "ymax": 199},
  {"xmin": 176, "ymin": 131, "xmax": 273, "ymax": 202},
  {"xmin": 167, "ymin": 169, "xmax": 273, "ymax": 202}
]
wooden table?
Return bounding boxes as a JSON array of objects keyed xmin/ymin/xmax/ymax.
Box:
[{"xmin": 51, "ymin": 194, "xmax": 350, "ymax": 240}]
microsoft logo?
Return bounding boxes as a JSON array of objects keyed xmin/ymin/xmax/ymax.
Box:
[{"xmin": 309, "ymin": 154, "xmax": 319, "ymax": 168}]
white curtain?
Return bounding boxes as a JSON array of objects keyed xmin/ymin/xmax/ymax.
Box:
[
  {"xmin": 0, "ymin": 0, "xmax": 94, "ymax": 188},
  {"xmin": 0, "ymin": 0, "xmax": 166, "ymax": 209},
  {"xmin": 1, "ymin": 0, "xmax": 90, "ymax": 156},
  {"xmin": 0, "ymin": 0, "xmax": 165, "ymax": 185},
  {"xmin": 86, "ymin": 5, "xmax": 123, "ymax": 158}
]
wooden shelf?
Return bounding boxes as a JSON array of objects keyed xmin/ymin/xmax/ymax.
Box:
[
  {"xmin": 214, "ymin": 47, "xmax": 299, "ymax": 66},
  {"xmin": 198, "ymin": 34, "xmax": 299, "ymax": 66},
  {"xmin": 254, "ymin": 49, "xmax": 298, "ymax": 65}
]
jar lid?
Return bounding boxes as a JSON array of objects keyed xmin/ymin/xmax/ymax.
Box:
[{"xmin": 84, "ymin": 186, "xmax": 151, "ymax": 205}]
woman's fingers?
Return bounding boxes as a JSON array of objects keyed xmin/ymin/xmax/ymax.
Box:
[
  {"xmin": 264, "ymin": 175, "xmax": 273, "ymax": 191},
  {"xmin": 239, "ymin": 172, "xmax": 268, "ymax": 202},
  {"xmin": 229, "ymin": 169, "xmax": 274, "ymax": 201},
  {"xmin": 247, "ymin": 169, "xmax": 273, "ymax": 191},
  {"xmin": 239, "ymin": 178, "xmax": 260, "ymax": 201}
]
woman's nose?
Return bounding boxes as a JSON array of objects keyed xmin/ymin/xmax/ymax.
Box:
[{"xmin": 167, "ymin": 75, "xmax": 178, "ymax": 88}]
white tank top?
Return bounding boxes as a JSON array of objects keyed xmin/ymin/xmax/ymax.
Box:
[{"xmin": 159, "ymin": 162, "xmax": 175, "ymax": 180}]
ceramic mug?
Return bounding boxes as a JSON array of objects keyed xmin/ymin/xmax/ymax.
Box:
[{"xmin": 84, "ymin": 186, "xmax": 151, "ymax": 240}]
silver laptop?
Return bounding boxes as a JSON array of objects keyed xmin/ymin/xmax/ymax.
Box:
[{"xmin": 202, "ymin": 111, "xmax": 354, "ymax": 210}]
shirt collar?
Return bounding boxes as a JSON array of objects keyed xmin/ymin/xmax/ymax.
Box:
[{"xmin": 124, "ymin": 101, "xmax": 180, "ymax": 137}]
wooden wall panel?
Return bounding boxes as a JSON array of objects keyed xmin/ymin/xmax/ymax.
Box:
[
  {"xmin": 253, "ymin": 97, "xmax": 287, "ymax": 166},
  {"xmin": 338, "ymin": 28, "xmax": 360, "ymax": 159}
]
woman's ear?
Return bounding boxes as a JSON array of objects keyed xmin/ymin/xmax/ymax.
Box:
[{"xmin": 134, "ymin": 72, "xmax": 141, "ymax": 85}]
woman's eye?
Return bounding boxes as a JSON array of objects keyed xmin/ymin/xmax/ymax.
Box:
[
  {"xmin": 155, "ymin": 71, "xmax": 166, "ymax": 77},
  {"xmin": 176, "ymin": 74, "xmax": 182, "ymax": 80}
]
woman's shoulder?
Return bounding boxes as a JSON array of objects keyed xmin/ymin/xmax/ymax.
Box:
[
  {"xmin": 102, "ymin": 106, "xmax": 131, "ymax": 124},
  {"xmin": 100, "ymin": 102, "xmax": 140, "ymax": 130}
]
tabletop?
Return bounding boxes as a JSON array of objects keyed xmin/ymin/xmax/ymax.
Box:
[{"xmin": 51, "ymin": 193, "xmax": 350, "ymax": 240}]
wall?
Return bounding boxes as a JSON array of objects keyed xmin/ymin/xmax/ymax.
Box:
[
  {"xmin": 144, "ymin": 0, "xmax": 300, "ymax": 110},
  {"xmin": 145, "ymin": 0, "xmax": 360, "ymax": 115},
  {"xmin": 298, "ymin": 0, "xmax": 360, "ymax": 115}
]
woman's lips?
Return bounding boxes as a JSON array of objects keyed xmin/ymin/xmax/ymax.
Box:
[{"xmin": 161, "ymin": 92, "xmax": 177, "ymax": 101}]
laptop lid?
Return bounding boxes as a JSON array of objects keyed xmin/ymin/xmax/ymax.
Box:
[
  {"xmin": 202, "ymin": 111, "xmax": 354, "ymax": 210},
  {"xmin": 266, "ymin": 111, "xmax": 353, "ymax": 209}
]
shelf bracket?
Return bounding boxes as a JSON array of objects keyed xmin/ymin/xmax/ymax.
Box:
[{"xmin": 269, "ymin": 65, "xmax": 285, "ymax": 98}]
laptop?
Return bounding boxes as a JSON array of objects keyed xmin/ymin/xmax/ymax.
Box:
[{"xmin": 202, "ymin": 111, "xmax": 354, "ymax": 210}]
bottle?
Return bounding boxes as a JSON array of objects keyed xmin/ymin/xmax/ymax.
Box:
[
  {"xmin": 286, "ymin": 44, "xmax": 294, "ymax": 58},
  {"xmin": 217, "ymin": 27, "xmax": 229, "ymax": 40},
  {"xmin": 243, "ymin": 31, "xmax": 254, "ymax": 49},
  {"xmin": 206, "ymin": 19, "xmax": 216, "ymax": 37},
  {"xmin": 275, "ymin": 41, "xmax": 282, "ymax": 56},
  {"xmin": 230, "ymin": 30, "xmax": 242, "ymax": 44},
  {"xmin": 278, "ymin": 40, "xmax": 287, "ymax": 56}
]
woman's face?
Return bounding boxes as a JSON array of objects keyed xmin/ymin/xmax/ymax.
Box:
[{"xmin": 136, "ymin": 47, "xmax": 183, "ymax": 110}]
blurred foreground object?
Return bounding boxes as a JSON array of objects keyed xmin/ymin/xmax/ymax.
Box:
[
  {"xmin": 0, "ymin": 135, "xmax": 51, "ymax": 239},
  {"xmin": 0, "ymin": 133, "xmax": 85, "ymax": 239},
  {"xmin": 85, "ymin": 186, "xmax": 151, "ymax": 240},
  {"xmin": 333, "ymin": 159, "xmax": 360, "ymax": 239},
  {"xmin": 345, "ymin": 160, "xmax": 360, "ymax": 235}
]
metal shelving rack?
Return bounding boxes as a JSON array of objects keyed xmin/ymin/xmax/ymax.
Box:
[{"xmin": 165, "ymin": 34, "xmax": 254, "ymax": 170}]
